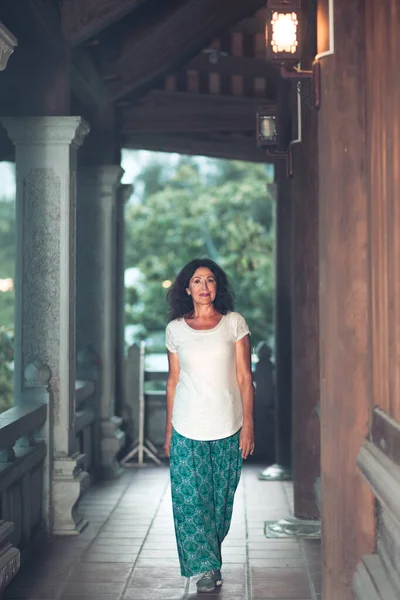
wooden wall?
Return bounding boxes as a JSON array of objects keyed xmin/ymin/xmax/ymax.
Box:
[
  {"xmin": 318, "ymin": 0, "xmax": 400, "ymax": 597},
  {"xmin": 365, "ymin": 0, "xmax": 400, "ymax": 423},
  {"xmin": 353, "ymin": 0, "xmax": 400, "ymax": 597},
  {"xmin": 317, "ymin": 0, "xmax": 375, "ymax": 598}
]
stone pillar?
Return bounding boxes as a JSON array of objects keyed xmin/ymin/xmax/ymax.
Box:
[
  {"xmin": 77, "ymin": 165, "xmax": 126, "ymax": 479},
  {"xmin": 1, "ymin": 117, "xmax": 90, "ymax": 535},
  {"xmin": 114, "ymin": 183, "xmax": 133, "ymax": 421},
  {"xmin": 260, "ymin": 169, "xmax": 292, "ymax": 481}
]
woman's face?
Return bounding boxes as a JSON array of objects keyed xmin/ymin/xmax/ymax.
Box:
[{"xmin": 186, "ymin": 267, "xmax": 217, "ymax": 306}]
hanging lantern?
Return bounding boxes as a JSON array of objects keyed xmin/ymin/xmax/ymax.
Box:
[
  {"xmin": 265, "ymin": 1, "xmax": 302, "ymax": 63},
  {"xmin": 256, "ymin": 110, "xmax": 278, "ymax": 148}
]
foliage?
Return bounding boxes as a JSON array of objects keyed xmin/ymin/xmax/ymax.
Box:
[
  {"xmin": 124, "ymin": 156, "xmax": 275, "ymax": 348},
  {"xmin": 0, "ymin": 191, "xmax": 16, "ymax": 413},
  {"xmin": 0, "ymin": 327, "xmax": 14, "ymax": 413},
  {"xmin": 0, "ymin": 198, "xmax": 15, "ymax": 327}
]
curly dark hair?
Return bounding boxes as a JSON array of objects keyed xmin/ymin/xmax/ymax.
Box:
[{"xmin": 167, "ymin": 258, "xmax": 234, "ymax": 321}]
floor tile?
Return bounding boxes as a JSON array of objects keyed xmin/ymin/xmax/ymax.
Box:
[{"xmin": 6, "ymin": 466, "xmax": 319, "ymax": 600}]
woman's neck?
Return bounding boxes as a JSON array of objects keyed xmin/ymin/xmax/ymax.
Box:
[{"xmin": 188, "ymin": 303, "xmax": 220, "ymax": 319}]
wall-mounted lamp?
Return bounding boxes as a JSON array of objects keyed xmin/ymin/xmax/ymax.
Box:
[
  {"xmin": 265, "ymin": 0, "xmax": 320, "ymax": 110},
  {"xmin": 256, "ymin": 110, "xmax": 278, "ymax": 148},
  {"xmin": 266, "ymin": 0, "xmax": 302, "ymax": 63}
]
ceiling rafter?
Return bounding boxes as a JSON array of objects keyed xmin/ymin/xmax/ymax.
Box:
[
  {"xmin": 141, "ymin": 90, "xmax": 272, "ymax": 107},
  {"xmin": 103, "ymin": 0, "xmax": 266, "ymax": 101},
  {"xmin": 121, "ymin": 92, "xmax": 275, "ymax": 134},
  {"xmin": 61, "ymin": 0, "xmax": 148, "ymax": 46}
]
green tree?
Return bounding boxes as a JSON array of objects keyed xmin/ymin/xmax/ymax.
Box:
[
  {"xmin": 125, "ymin": 157, "xmax": 275, "ymax": 348},
  {"xmin": 0, "ymin": 198, "xmax": 16, "ymax": 327},
  {"xmin": 0, "ymin": 180, "xmax": 16, "ymax": 413},
  {"xmin": 0, "ymin": 327, "xmax": 14, "ymax": 413}
]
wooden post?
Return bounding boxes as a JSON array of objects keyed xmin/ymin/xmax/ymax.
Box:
[
  {"xmin": 317, "ymin": 0, "xmax": 375, "ymax": 596},
  {"xmin": 290, "ymin": 0, "xmax": 320, "ymax": 520},
  {"xmin": 114, "ymin": 184, "xmax": 132, "ymax": 419},
  {"xmin": 274, "ymin": 164, "xmax": 292, "ymax": 472}
]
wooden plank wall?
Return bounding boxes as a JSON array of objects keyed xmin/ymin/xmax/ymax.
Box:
[
  {"xmin": 319, "ymin": 0, "xmax": 400, "ymax": 597},
  {"xmin": 353, "ymin": 0, "xmax": 400, "ymax": 597},
  {"xmin": 366, "ymin": 0, "xmax": 400, "ymax": 423},
  {"xmin": 317, "ymin": 0, "xmax": 375, "ymax": 598}
]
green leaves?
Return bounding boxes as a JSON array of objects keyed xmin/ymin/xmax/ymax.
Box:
[{"xmin": 124, "ymin": 156, "xmax": 276, "ymax": 347}]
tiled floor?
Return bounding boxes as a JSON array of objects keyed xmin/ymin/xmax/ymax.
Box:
[{"xmin": 6, "ymin": 465, "xmax": 321, "ymax": 600}]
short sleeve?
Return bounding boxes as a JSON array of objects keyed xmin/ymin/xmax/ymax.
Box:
[
  {"xmin": 165, "ymin": 323, "xmax": 178, "ymax": 353},
  {"xmin": 234, "ymin": 313, "xmax": 250, "ymax": 341}
]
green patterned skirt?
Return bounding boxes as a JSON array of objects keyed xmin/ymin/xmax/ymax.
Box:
[{"xmin": 170, "ymin": 427, "xmax": 242, "ymax": 578}]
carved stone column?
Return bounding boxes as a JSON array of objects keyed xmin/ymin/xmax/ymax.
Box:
[
  {"xmin": 0, "ymin": 23, "xmax": 17, "ymax": 71},
  {"xmin": 1, "ymin": 117, "xmax": 90, "ymax": 535},
  {"xmin": 77, "ymin": 166, "xmax": 125, "ymax": 479},
  {"xmin": 115, "ymin": 184, "xmax": 132, "ymax": 422}
]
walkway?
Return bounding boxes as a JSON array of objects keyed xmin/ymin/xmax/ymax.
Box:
[{"xmin": 6, "ymin": 466, "xmax": 321, "ymax": 600}]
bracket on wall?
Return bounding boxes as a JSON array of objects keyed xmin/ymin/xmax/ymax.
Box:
[
  {"xmin": 280, "ymin": 61, "xmax": 321, "ymax": 111},
  {"xmin": 265, "ymin": 146, "xmax": 294, "ymax": 179}
]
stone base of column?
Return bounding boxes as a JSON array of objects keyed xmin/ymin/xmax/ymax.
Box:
[
  {"xmin": 52, "ymin": 453, "xmax": 90, "ymax": 535},
  {"xmin": 265, "ymin": 516, "xmax": 321, "ymax": 539},
  {"xmin": 258, "ymin": 463, "xmax": 292, "ymax": 481},
  {"xmin": 99, "ymin": 416, "xmax": 125, "ymax": 479},
  {"xmin": 0, "ymin": 521, "xmax": 20, "ymax": 598}
]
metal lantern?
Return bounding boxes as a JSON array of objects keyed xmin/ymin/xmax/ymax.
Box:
[
  {"xmin": 265, "ymin": 0, "xmax": 302, "ymax": 63},
  {"xmin": 257, "ymin": 110, "xmax": 278, "ymax": 148}
]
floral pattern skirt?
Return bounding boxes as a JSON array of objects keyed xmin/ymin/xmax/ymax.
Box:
[{"xmin": 170, "ymin": 427, "xmax": 242, "ymax": 578}]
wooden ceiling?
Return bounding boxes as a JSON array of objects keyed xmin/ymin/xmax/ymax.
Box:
[{"xmin": 0, "ymin": 0, "xmax": 280, "ymax": 163}]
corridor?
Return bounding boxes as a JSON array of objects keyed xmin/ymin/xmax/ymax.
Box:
[{"xmin": 5, "ymin": 466, "xmax": 320, "ymax": 600}]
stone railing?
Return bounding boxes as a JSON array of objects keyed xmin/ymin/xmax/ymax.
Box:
[
  {"xmin": 353, "ymin": 408, "xmax": 400, "ymax": 598},
  {"xmin": 75, "ymin": 380, "xmax": 96, "ymax": 478},
  {"xmin": 0, "ymin": 362, "xmax": 49, "ymax": 597}
]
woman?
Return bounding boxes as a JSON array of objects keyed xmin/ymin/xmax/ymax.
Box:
[{"xmin": 164, "ymin": 258, "xmax": 255, "ymax": 593}]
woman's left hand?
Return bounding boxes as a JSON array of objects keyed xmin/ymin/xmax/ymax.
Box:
[{"xmin": 240, "ymin": 424, "xmax": 255, "ymax": 459}]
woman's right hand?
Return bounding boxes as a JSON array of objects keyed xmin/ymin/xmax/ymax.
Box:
[{"xmin": 164, "ymin": 428, "xmax": 172, "ymax": 457}]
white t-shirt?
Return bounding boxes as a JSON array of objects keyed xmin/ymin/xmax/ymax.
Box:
[{"xmin": 165, "ymin": 311, "xmax": 250, "ymax": 441}]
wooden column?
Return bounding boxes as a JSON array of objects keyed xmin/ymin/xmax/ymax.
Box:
[
  {"xmin": 290, "ymin": 0, "xmax": 320, "ymax": 520},
  {"xmin": 114, "ymin": 183, "xmax": 133, "ymax": 419},
  {"xmin": 274, "ymin": 163, "xmax": 292, "ymax": 472},
  {"xmin": 317, "ymin": 0, "xmax": 375, "ymax": 597}
]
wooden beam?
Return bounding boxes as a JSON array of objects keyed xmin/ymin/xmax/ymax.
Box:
[
  {"xmin": 187, "ymin": 53, "xmax": 277, "ymax": 82},
  {"xmin": 103, "ymin": 55, "xmax": 278, "ymax": 90},
  {"xmin": 122, "ymin": 111, "xmax": 255, "ymax": 134},
  {"xmin": 61, "ymin": 0, "xmax": 147, "ymax": 46},
  {"xmin": 140, "ymin": 89, "xmax": 274, "ymax": 108},
  {"xmin": 231, "ymin": 17, "xmax": 266, "ymax": 34},
  {"xmin": 122, "ymin": 95, "xmax": 275, "ymax": 134},
  {"xmin": 2, "ymin": 0, "xmax": 65, "ymax": 48},
  {"xmin": 107, "ymin": 0, "xmax": 266, "ymax": 100},
  {"xmin": 123, "ymin": 133, "xmax": 269, "ymax": 163},
  {"xmin": 71, "ymin": 48, "xmax": 109, "ymax": 106}
]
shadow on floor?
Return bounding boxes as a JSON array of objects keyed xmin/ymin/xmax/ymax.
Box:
[{"xmin": 5, "ymin": 465, "xmax": 321, "ymax": 600}]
